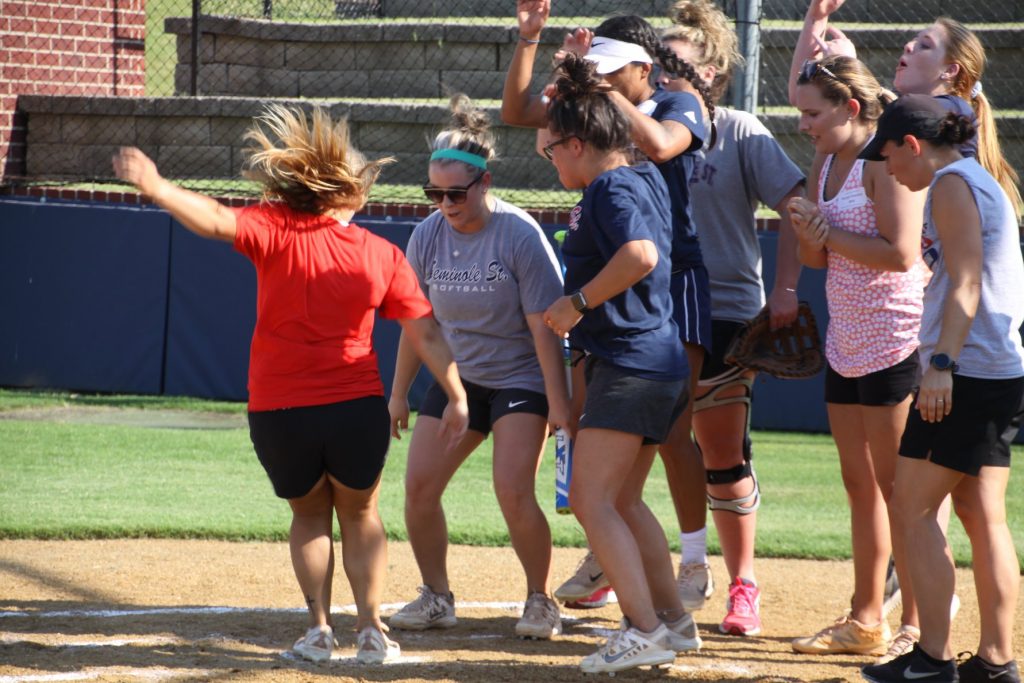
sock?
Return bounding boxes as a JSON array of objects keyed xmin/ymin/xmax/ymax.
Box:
[
  {"xmin": 679, "ymin": 528, "xmax": 707, "ymax": 565},
  {"xmin": 916, "ymin": 645, "xmax": 952, "ymax": 668}
]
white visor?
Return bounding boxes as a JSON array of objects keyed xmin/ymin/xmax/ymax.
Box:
[{"xmin": 584, "ymin": 37, "xmax": 653, "ymax": 75}]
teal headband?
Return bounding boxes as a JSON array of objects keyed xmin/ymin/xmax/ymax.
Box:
[{"xmin": 430, "ymin": 148, "xmax": 488, "ymax": 170}]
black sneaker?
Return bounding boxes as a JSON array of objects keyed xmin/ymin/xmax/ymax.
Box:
[
  {"xmin": 882, "ymin": 555, "xmax": 902, "ymax": 618},
  {"xmin": 862, "ymin": 644, "xmax": 958, "ymax": 683},
  {"xmin": 957, "ymin": 653, "xmax": 1020, "ymax": 683}
]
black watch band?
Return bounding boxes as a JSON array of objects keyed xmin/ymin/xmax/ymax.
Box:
[
  {"xmin": 929, "ymin": 353, "xmax": 959, "ymax": 373},
  {"xmin": 570, "ymin": 290, "xmax": 589, "ymax": 313}
]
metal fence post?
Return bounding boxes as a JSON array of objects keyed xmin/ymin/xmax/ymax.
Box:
[
  {"xmin": 190, "ymin": 0, "xmax": 200, "ymax": 96},
  {"xmin": 733, "ymin": 0, "xmax": 761, "ymax": 113}
]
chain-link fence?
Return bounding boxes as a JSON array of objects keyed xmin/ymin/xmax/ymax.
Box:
[{"xmin": 6, "ymin": 0, "xmax": 1022, "ymax": 209}]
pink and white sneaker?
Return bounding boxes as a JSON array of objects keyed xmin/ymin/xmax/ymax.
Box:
[
  {"xmin": 564, "ymin": 585, "xmax": 617, "ymax": 609},
  {"xmin": 719, "ymin": 577, "xmax": 761, "ymax": 636}
]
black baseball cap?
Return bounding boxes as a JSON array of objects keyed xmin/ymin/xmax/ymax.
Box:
[{"xmin": 858, "ymin": 94, "xmax": 949, "ymax": 161}]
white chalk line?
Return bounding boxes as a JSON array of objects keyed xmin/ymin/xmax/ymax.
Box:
[
  {"xmin": 0, "ymin": 600, "xmax": 528, "ymax": 621},
  {"xmin": 0, "ymin": 669, "xmax": 209, "ymax": 683}
]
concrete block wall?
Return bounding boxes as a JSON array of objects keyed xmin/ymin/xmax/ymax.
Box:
[{"xmin": 0, "ymin": 0, "xmax": 146, "ymax": 180}]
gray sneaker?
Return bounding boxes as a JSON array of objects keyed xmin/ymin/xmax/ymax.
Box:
[
  {"xmin": 554, "ymin": 551, "xmax": 610, "ymax": 602},
  {"xmin": 676, "ymin": 561, "xmax": 714, "ymax": 611},
  {"xmin": 515, "ymin": 592, "xmax": 563, "ymax": 639},
  {"xmin": 389, "ymin": 585, "xmax": 457, "ymax": 631},
  {"xmin": 661, "ymin": 613, "xmax": 702, "ymax": 653}
]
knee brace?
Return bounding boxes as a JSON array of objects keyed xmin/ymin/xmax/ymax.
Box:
[
  {"xmin": 706, "ymin": 462, "xmax": 760, "ymax": 515},
  {"xmin": 693, "ymin": 374, "xmax": 753, "ymax": 413}
]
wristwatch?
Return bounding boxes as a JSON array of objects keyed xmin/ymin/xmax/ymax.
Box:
[
  {"xmin": 929, "ymin": 353, "xmax": 959, "ymax": 373},
  {"xmin": 570, "ymin": 290, "xmax": 590, "ymax": 313}
]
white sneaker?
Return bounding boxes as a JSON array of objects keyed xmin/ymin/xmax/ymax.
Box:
[
  {"xmin": 661, "ymin": 613, "xmax": 702, "ymax": 653},
  {"xmin": 515, "ymin": 592, "xmax": 563, "ymax": 639},
  {"xmin": 292, "ymin": 624, "xmax": 333, "ymax": 663},
  {"xmin": 389, "ymin": 585, "xmax": 457, "ymax": 631},
  {"xmin": 677, "ymin": 561, "xmax": 714, "ymax": 611},
  {"xmin": 579, "ymin": 621, "xmax": 676, "ymax": 673},
  {"xmin": 875, "ymin": 624, "xmax": 920, "ymax": 664},
  {"xmin": 356, "ymin": 625, "xmax": 400, "ymax": 664},
  {"xmin": 555, "ymin": 551, "xmax": 610, "ymax": 602}
]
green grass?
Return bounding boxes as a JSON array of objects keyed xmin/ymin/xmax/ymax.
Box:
[{"xmin": 1, "ymin": 389, "xmax": 1021, "ymax": 566}]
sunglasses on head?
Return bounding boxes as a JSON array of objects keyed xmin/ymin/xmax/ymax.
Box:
[
  {"xmin": 542, "ymin": 135, "xmax": 579, "ymax": 160},
  {"xmin": 422, "ymin": 172, "xmax": 484, "ymax": 204},
  {"xmin": 799, "ymin": 59, "xmax": 842, "ymax": 85}
]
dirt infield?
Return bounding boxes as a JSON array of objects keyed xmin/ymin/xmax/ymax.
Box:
[{"xmin": 2, "ymin": 540, "xmax": 1022, "ymax": 682}]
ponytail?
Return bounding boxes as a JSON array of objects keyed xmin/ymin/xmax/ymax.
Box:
[{"xmin": 972, "ymin": 91, "xmax": 1023, "ymax": 217}]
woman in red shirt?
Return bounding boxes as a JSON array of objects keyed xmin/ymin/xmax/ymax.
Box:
[{"xmin": 113, "ymin": 104, "xmax": 468, "ymax": 665}]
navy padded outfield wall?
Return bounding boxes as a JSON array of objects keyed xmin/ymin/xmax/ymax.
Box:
[
  {"xmin": 1, "ymin": 197, "xmax": 1021, "ymax": 441},
  {"xmin": 0, "ymin": 200, "xmax": 170, "ymax": 394}
]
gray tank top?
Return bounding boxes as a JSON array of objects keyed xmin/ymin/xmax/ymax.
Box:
[{"xmin": 920, "ymin": 157, "xmax": 1024, "ymax": 379}]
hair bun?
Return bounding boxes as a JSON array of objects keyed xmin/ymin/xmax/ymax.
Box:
[
  {"xmin": 937, "ymin": 112, "xmax": 976, "ymax": 146},
  {"xmin": 448, "ymin": 93, "xmax": 491, "ymax": 137},
  {"xmin": 668, "ymin": 0, "xmax": 714, "ymax": 29},
  {"xmin": 554, "ymin": 53, "xmax": 603, "ymax": 100}
]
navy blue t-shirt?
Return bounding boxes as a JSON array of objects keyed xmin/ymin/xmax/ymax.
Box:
[
  {"xmin": 561, "ymin": 162, "xmax": 687, "ymax": 382},
  {"xmin": 641, "ymin": 88, "xmax": 706, "ymax": 271}
]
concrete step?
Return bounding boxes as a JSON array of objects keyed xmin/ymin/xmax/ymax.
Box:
[
  {"xmin": 18, "ymin": 95, "xmax": 1024, "ymax": 196},
  {"xmin": 349, "ymin": 0, "xmax": 1023, "ymax": 23},
  {"xmin": 166, "ymin": 16, "xmax": 1024, "ymax": 108}
]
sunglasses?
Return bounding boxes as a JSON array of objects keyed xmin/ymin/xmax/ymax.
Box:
[
  {"xmin": 799, "ymin": 59, "xmax": 842, "ymax": 85},
  {"xmin": 542, "ymin": 135, "xmax": 578, "ymax": 160},
  {"xmin": 422, "ymin": 172, "xmax": 484, "ymax": 204}
]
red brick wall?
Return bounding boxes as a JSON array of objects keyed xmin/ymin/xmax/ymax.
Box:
[{"xmin": 1, "ymin": 0, "xmax": 145, "ymax": 179}]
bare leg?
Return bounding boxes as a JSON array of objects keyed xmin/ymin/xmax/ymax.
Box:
[
  {"xmin": 491, "ymin": 412, "xmax": 553, "ymax": 595},
  {"xmin": 403, "ymin": 416, "xmax": 485, "ymax": 595},
  {"xmin": 660, "ymin": 343, "xmax": 707, "ymax": 534},
  {"xmin": 892, "ymin": 456, "xmax": 963, "ymax": 660},
  {"xmin": 617, "ymin": 444, "xmax": 687, "ymax": 621},
  {"xmin": 951, "ymin": 466, "xmax": 1017, "ymax": 665},
  {"xmin": 828, "ymin": 403, "xmax": 887, "ymax": 624},
  {"xmin": 287, "ymin": 474, "xmax": 336, "ymax": 628},
  {"xmin": 571, "ymin": 428, "xmax": 661, "ymax": 632},
  {"xmin": 331, "ymin": 472, "xmax": 389, "ymax": 631}
]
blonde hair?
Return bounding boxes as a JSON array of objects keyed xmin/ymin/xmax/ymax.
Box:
[
  {"xmin": 243, "ymin": 104, "xmax": 392, "ymax": 214},
  {"xmin": 663, "ymin": 0, "xmax": 743, "ymax": 104},
  {"xmin": 798, "ymin": 56, "xmax": 895, "ymax": 124},
  {"xmin": 430, "ymin": 94, "xmax": 497, "ymax": 175},
  {"xmin": 936, "ymin": 17, "xmax": 1022, "ymax": 217}
]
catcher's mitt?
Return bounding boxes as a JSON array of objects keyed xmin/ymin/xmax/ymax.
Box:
[{"xmin": 724, "ymin": 302, "xmax": 824, "ymax": 379}]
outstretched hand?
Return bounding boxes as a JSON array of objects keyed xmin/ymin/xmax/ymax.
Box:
[
  {"xmin": 813, "ymin": 26, "xmax": 857, "ymax": 60},
  {"xmin": 516, "ymin": 0, "xmax": 549, "ymax": 39},
  {"xmin": 810, "ymin": 0, "xmax": 847, "ymax": 19},
  {"xmin": 113, "ymin": 147, "xmax": 162, "ymax": 197}
]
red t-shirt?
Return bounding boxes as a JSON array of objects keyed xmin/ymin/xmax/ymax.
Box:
[{"xmin": 233, "ymin": 203, "xmax": 433, "ymax": 411}]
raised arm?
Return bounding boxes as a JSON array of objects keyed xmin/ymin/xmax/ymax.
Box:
[
  {"xmin": 787, "ymin": 0, "xmax": 856, "ymax": 106},
  {"xmin": 501, "ymin": 0, "xmax": 552, "ymax": 129},
  {"xmin": 822, "ymin": 161, "xmax": 925, "ymax": 272},
  {"xmin": 608, "ymin": 91, "xmax": 697, "ymax": 163},
  {"xmin": 112, "ymin": 147, "xmax": 237, "ymax": 242},
  {"xmin": 915, "ymin": 175, "xmax": 983, "ymax": 423}
]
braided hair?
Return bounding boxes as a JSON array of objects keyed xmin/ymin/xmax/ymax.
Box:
[{"xmin": 594, "ymin": 14, "xmax": 717, "ymax": 147}]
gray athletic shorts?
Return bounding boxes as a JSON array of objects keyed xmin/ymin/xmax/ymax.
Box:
[{"xmin": 580, "ymin": 355, "xmax": 688, "ymax": 445}]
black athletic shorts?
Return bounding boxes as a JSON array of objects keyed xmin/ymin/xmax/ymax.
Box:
[
  {"xmin": 824, "ymin": 351, "xmax": 919, "ymax": 406},
  {"xmin": 419, "ymin": 378, "xmax": 548, "ymax": 437},
  {"xmin": 248, "ymin": 396, "xmax": 391, "ymax": 499},
  {"xmin": 580, "ymin": 355, "xmax": 687, "ymax": 445},
  {"xmin": 699, "ymin": 320, "xmax": 746, "ymax": 385},
  {"xmin": 900, "ymin": 374, "xmax": 1024, "ymax": 476}
]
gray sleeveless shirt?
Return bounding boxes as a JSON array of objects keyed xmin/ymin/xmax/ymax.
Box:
[{"xmin": 920, "ymin": 157, "xmax": 1024, "ymax": 379}]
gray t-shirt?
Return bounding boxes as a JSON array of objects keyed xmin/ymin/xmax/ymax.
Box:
[
  {"xmin": 921, "ymin": 157, "xmax": 1024, "ymax": 379},
  {"xmin": 688, "ymin": 107, "xmax": 805, "ymax": 322},
  {"xmin": 407, "ymin": 198, "xmax": 564, "ymax": 392}
]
